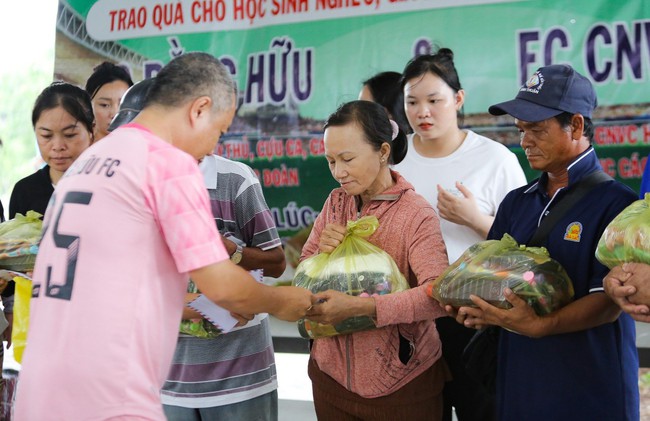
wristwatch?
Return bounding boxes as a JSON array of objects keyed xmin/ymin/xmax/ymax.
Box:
[{"xmin": 230, "ymin": 243, "xmax": 243, "ymax": 264}]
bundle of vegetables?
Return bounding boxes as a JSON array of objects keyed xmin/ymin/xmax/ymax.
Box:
[
  {"xmin": 0, "ymin": 211, "xmax": 43, "ymax": 272},
  {"xmin": 596, "ymin": 193, "xmax": 650, "ymax": 269},
  {"xmin": 293, "ymin": 216, "xmax": 409, "ymax": 339},
  {"xmin": 427, "ymin": 234, "xmax": 574, "ymax": 315}
]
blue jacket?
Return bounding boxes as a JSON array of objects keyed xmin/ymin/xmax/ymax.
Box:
[
  {"xmin": 489, "ymin": 147, "xmax": 639, "ymax": 421},
  {"xmin": 641, "ymin": 153, "xmax": 650, "ymax": 198}
]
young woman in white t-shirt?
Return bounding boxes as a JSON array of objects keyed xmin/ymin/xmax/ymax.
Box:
[{"xmin": 392, "ymin": 48, "xmax": 527, "ymax": 421}]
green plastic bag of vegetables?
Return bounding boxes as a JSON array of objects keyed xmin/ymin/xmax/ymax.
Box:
[
  {"xmin": 596, "ymin": 193, "xmax": 650, "ymax": 269},
  {"xmin": 293, "ymin": 216, "xmax": 409, "ymax": 339},
  {"xmin": 0, "ymin": 211, "xmax": 43, "ymax": 272},
  {"xmin": 427, "ymin": 234, "xmax": 574, "ymax": 315}
]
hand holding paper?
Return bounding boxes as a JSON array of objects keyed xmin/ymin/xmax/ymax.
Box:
[{"xmin": 187, "ymin": 295, "xmax": 240, "ymax": 334}]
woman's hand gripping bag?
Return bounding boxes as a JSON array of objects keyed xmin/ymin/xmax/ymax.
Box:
[
  {"xmin": 292, "ymin": 216, "xmax": 409, "ymax": 339},
  {"xmin": 427, "ymin": 234, "xmax": 574, "ymax": 315},
  {"xmin": 0, "ymin": 211, "xmax": 43, "ymax": 272},
  {"xmin": 596, "ymin": 193, "xmax": 650, "ymax": 269}
]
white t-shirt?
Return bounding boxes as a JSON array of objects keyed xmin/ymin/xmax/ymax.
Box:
[
  {"xmin": 15, "ymin": 124, "xmax": 229, "ymax": 420},
  {"xmin": 393, "ymin": 130, "xmax": 527, "ymax": 263}
]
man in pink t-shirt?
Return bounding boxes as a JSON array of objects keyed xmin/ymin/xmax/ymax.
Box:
[{"xmin": 14, "ymin": 52, "xmax": 313, "ymax": 421}]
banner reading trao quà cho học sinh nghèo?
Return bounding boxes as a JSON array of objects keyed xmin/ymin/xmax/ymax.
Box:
[{"xmin": 55, "ymin": 0, "xmax": 650, "ymax": 240}]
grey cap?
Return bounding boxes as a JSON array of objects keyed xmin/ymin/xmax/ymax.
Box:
[{"xmin": 108, "ymin": 78, "xmax": 155, "ymax": 132}]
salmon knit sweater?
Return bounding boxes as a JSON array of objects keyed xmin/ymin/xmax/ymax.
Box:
[{"xmin": 301, "ymin": 171, "xmax": 449, "ymax": 398}]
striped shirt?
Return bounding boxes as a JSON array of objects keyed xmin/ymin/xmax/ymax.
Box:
[{"xmin": 161, "ymin": 154, "xmax": 282, "ymax": 408}]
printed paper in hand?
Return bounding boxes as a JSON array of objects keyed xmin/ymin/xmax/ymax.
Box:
[{"xmin": 188, "ymin": 295, "xmax": 239, "ymax": 334}]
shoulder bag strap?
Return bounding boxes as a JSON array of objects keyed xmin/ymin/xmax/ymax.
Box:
[{"xmin": 528, "ymin": 170, "xmax": 613, "ymax": 247}]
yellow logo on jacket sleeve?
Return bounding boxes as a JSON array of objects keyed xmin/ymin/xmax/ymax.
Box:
[{"xmin": 564, "ymin": 222, "xmax": 583, "ymax": 242}]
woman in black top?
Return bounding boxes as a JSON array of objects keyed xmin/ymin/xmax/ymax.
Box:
[{"xmin": 9, "ymin": 82, "xmax": 94, "ymax": 219}]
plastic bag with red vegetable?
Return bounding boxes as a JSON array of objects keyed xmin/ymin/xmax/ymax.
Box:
[{"xmin": 427, "ymin": 234, "xmax": 574, "ymax": 315}]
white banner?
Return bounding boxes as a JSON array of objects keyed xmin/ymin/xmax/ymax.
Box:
[{"xmin": 86, "ymin": 0, "xmax": 523, "ymax": 41}]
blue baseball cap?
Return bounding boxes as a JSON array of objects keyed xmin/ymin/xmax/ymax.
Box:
[{"xmin": 488, "ymin": 64, "xmax": 597, "ymax": 122}]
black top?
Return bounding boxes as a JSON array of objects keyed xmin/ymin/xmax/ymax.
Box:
[
  {"xmin": 3, "ymin": 166, "xmax": 54, "ymax": 298},
  {"xmin": 0, "ymin": 199, "xmax": 4, "ymax": 222},
  {"xmin": 9, "ymin": 165, "xmax": 54, "ymax": 219}
]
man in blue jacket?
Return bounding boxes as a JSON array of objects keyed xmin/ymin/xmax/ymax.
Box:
[{"xmin": 452, "ymin": 64, "xmax": 639, "ymax": 421}]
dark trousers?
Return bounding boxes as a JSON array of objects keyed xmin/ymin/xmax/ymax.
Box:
[
  {"xmin": 437, "ymin": 317, "xmax": 496, "ymax": 421},
  {"xmin": 309, "ymin": 357, "xmax": 447, "ymax": 421},
  {"xmin": 163, "ymin": 390, "xmax": 278, "ymax": 421}
]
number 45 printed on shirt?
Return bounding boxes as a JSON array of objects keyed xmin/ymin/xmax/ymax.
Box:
[{"xmin": 35, "ymin": 191, "xmax": 93, "ymax": 301}]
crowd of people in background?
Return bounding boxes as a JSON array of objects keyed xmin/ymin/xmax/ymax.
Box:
[{"xmin": 0, "ymin": 46, "xmax": 648, "ymax": 421}]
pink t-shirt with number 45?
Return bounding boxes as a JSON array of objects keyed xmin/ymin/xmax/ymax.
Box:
[{"xmin": 15, "ymin": 124, "xmax": 228, "ymax": 421}]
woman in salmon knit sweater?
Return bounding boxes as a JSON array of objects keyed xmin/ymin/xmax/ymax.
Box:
[{"xmin": 301, "ymin": 100, "xmax": 450, "ymax": 420}]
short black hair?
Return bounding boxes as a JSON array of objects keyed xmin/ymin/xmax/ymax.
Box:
[
  {"xmin": 401, "ymin": 47, "xmax": 464, "ymax": 126},
  {"xmin": 85, "ymin": 61, "xmax": 134, "ymax": 99},
  {"xmin": 362, "ymin": 71, "xmax": 411, "ymax": 134},
  {"xmin": 146, "ymin": 52, "xmax": 236, "ymax": 113},
  {"xmin": 32, "ymin": 81, "xmax": 95, "ymax": 135},
  {"xmin": 554, "ymin": 112, "xmax": 594, "ymax": 143},
  {"xmin": 324, "ymin": 100, "xmax": 408, "ymax": 165}
]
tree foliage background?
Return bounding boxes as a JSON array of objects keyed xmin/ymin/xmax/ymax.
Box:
[
  {"xmin": 0, "ymin": 64, "xmax": 54, "ymax": 218},
  {"xmin": 0, "ymin": 0, "xmax": 56, "ymax": 219}
]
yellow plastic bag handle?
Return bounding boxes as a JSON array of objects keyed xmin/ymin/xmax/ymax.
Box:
[
  {"xmin": 346, "ymin": 216, "xmax": 379, "ymax": 238},
  {"xmin": 12, "ymin": 276, "xmax": 32, "ymax": 364}
]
